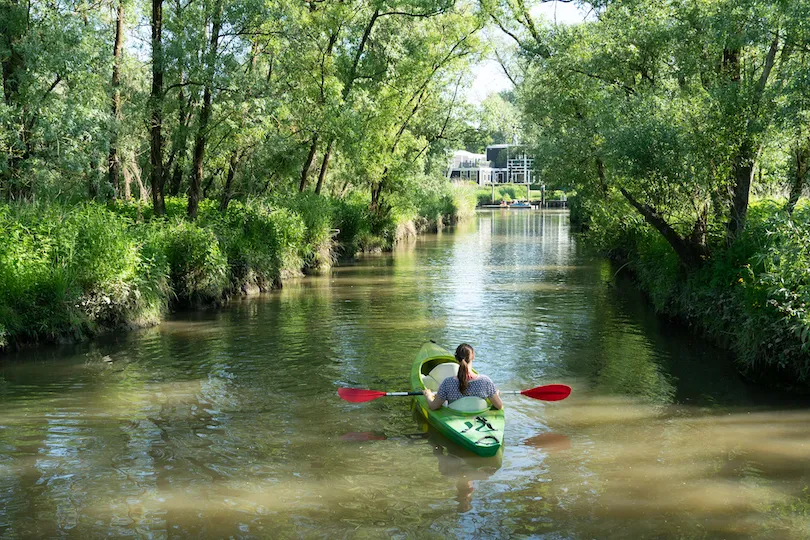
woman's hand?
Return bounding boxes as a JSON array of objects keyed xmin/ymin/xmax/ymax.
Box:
[{"xmin": 423, "ymin": 388, "xmax": 443, "ymax": 410}]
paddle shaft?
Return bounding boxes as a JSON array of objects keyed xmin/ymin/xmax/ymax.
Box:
[
  {"xmin": 338, "ymin": 384, "xmax": 570, "ymax": 403},
  {"xmin": 393, "ymin": 391, "xmax": 530, "ymax": 396}
]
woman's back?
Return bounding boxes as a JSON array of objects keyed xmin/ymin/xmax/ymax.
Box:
[{"xmin": 437, "ymin": 375, "xmax": 497, "ymax": 403}]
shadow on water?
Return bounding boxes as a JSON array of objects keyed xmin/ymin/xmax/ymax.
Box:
[{"xmin": 409, "ymin": 410, "xmax": 504, "ymax": 513}]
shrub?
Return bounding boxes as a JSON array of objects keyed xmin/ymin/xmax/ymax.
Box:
[
  {"xmin": 332, "ymin": 197, "xmax": 372, "ymax": 255},
  {"xmin": 147, "ymin": 220, "xmax": 228, "ymax": 305},
  {"xmin": 281, "ymin": 193, "xmax": 335, "ymax": 269},
  {"xmin": 0, "ymin": 203, "xmax": 169, "ymax": 347},
  {"xmin": 450, "ymin": 184, "xmax": 479, "ymax": 221}
]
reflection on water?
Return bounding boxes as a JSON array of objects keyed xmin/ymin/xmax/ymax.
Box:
[{"xmin": 1, "ymin": 209, "xmax": 810, "ymax": 538}]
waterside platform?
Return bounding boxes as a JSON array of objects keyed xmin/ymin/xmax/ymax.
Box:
[{"xmin": 479, "ymin": 200, "xmax": 568, "ymax": 209}]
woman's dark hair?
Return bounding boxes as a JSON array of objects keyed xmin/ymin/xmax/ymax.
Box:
[{"xmin": 455, "ymin": 343, "xmax": 474, "ymax": 394}]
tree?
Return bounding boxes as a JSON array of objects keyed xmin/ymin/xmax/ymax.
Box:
[{"xmin": 501, "ymin": 0, "xmax": 810, "ymax": 269}]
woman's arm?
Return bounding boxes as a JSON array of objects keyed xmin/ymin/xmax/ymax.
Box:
[
  {"xmin": 489, "ymin": 391, "xmax": 503, "ymax": 410},
  {"xmin": 423, "ymin": 389, "xmax": 445, "ymax": 410}
]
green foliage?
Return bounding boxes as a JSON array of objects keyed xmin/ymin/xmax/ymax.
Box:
[
  {"xmin": 331, "ymin": 196, "xmax": 373, "ymax": 254},
  {"xmin": 279, "ymin": 193, "xmax": 334, "ymax": 269},
  {"xmin": 149, "ymin": 220, "xmax": 228, "ymax": 305},
  {"xmin": 391, "ymin": 177, "xmax": 478, "ymax": 232},
  {"xmin": 494, "ymin": 0, "xmax": 810, "ymax": 385},
  {"xmin": 583, "ymin": 196, "xmax": 810, "ymax": 384},
  {"xmin": 0, "ymin": 203, "xmax": 169, "ymax": 348}
]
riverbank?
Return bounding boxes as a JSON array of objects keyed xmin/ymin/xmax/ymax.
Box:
[
  {"xmin": 572, "ymin": 195, "xmax": 810, "ymax": 388},
  {"xmin": 0, "ymin": 185, "xmax": 477, "ymax": 352}
]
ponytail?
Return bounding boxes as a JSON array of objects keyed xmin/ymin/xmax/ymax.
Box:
[{"xmin": 455, "ymin": 343, "xmax": 474, "ymax": 394}]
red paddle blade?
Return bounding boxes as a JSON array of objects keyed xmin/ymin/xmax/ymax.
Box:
[
  {"xmin": 521, "ymin": 384, "xmax": 571, "ymax": 401},
  {"xmin": 338, "ymin": 388, "xmax": 387, "ymax": 403}
]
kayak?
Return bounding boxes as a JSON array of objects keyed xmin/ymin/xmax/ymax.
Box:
[{"xmin": 410, "ymin": 342, "xmax": 505, "ymax": 457}]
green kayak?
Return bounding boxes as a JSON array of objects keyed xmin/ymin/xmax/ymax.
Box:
[{"xmin": 410, "ymin": 342, "xmax": 505, "ymax": 457}]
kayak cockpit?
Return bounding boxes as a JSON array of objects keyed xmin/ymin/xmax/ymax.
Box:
[{"xmin": 420, "ymin": 360, "xmax": 458, "ymax": 391}]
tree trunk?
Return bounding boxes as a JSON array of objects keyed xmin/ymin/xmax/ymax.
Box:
[
  {"xmin": 122, "ymin": 151, "xmax": 132, "ymax": 200},
  {"xmin": 724, "ymin": 35, "xmax": 782, "ymax": 242},
  {"xmin": 619, "ymin": 187, "xmax": 707, "ymax": 270},
  {"xmin": 299, "ymin": 134, "xmax": 318, "ymax": 192},
  {"xmin": 202, "ymin": 168, "xmax": 219, "ymax": 198},
  {"xmin": 1, "ymin": 0, "xmax": 28, "ymax": 200},
  {"xmin": 316, "ymin": 10, "xmax": 379, "ymax": 189},
  {"xmin": 0, "ymin": 1, "xmax": 25, "ymax": 107},
  {"xmin": 314, "ymin": 140, "xmax": 332, "ymax": 195},
  {"xmin": 107, "ymin": 0, "xmax": 124, "ymax": 197},
  {"xmin": 787, "ymin": 140, "xmax": 809, "ymax": 214},
  {"xmin": 220, "ymin": 149, "xmax": 239, "ymax": 212},
  {"xmin": 595, "ymin": 157, "xmax": 607, "ymax": 196},
  {"xmin": 370, "ymin": 180, "xmax": 383, "ymax": 213},
  {"xmin": 726, "ymin": 139, "xmax": 756, "ymax": 243},
  {"xmin": 168, "ymin": 78, "xmax": 189, "ymax": 196},
  {"xmin": 299, "ymin": 29, "xmax": 338, "ymax": 192},
  {"xmin": 149, "ymin": 0, "xmax": 166, "ymax": 216},
  {"xmin": 187, "ymin": 0, "xmax": 222, "ymax": 220}
]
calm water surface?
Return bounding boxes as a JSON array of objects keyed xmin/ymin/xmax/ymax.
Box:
[{"xmin": 2, "ymin": 210, "xmax": 810, "ymax": 539}]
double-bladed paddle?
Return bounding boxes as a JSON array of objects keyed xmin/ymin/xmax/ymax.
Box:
[{"xmin": 337, "ymin": 384, "xmax": 571, "ymax": 403}]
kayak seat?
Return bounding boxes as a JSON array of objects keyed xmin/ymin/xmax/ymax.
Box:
[
  {"xmin": 428, "ymin": 362, "xmax": 459, "ymax": 385},
  {"xmin": 421, "ymin": 374, "xmax": 439, "ymax": 391},
  {"xmin": 447, "ymin": 396, "xmax": 490, "ymax": 413}
]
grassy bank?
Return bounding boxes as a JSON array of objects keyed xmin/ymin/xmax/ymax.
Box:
[
  {"xmin": 573, "ymin": 195, "xmax": 810, "ymax": 387},
  {"xmin": 0, "ymin": 183, "xmax": 477, "ymax": 351},
  {"xmin": 475, "ymin": 185, "xmax": 568, "ymax": 206}
]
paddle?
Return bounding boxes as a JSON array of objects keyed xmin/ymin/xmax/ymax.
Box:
[{"xmin": 337, "ymin": 384, "xmax": 571, "ymax": 403}]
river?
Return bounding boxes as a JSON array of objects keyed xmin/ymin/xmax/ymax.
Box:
[{"xmin": 1, "ymin": 209, "xmax": 809, "ymax": 539}]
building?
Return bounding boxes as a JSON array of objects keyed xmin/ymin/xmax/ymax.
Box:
[
  {"xmin": 448, "ymin": 144, "xmax": 535, "ymax": 186},
  {"xmin": 446, "ymin": 150, "xmax": 493, "ymax": 184}
]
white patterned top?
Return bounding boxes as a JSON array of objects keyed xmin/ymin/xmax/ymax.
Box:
[{"xmin": 436, "ymin": 375, "xmax": 497, "ymax": 403}]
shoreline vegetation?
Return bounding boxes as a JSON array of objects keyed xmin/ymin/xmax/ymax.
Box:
[
  {"xmin": 0, "ymin": 185, "xmax": 477, "ymax": 352},
  {"xmin": 571, "ymin": 195, "xmax": 810, "ymax": 389}
]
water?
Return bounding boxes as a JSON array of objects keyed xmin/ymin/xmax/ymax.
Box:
[{"xmin": 1, "ymin": 210, "xmax": 809, "ymax": 539}]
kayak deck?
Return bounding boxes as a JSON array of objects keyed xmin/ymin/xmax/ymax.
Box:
[{"xmin": 410, "ymin": 342, "xmax": 505, "ymax": 457}]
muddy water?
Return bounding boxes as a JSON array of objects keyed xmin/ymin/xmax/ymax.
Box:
[{"xmin": 1, "ymin": 210, "xmax": 809, "ymax": 539}]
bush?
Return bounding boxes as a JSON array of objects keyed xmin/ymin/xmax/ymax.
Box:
[
  {"xmin": 0, "ymin": 203, "xmax": 169, "ymax": 347},
  {"xmin": 403, "ymin": 178, "xmax": 477, "ymax": 230},
  {"xmin": 281, "ymin": 193, "xmax": 335, "ymax": 268},
  {"xmin": 332, "ymin": 197, "xmax": 372, "ymax": 255},
  {"xmin": 450, "ymin": 184, "xmax": 478, "ymax": 221},
  {"xmin": 147, "ymin": 219, "xmax": 228, "ymax": 305}
]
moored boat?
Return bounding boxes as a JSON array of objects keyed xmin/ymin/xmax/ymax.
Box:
[{"xmin": 410, "ymin": 342, "xmax": 505, "ymax": 457}]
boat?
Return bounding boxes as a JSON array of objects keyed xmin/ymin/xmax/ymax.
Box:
[
  {"xmin": 509, "ymin": 201, "xmax": 532, "ymax": 208},
  {"xmin": 410, "ymin": 342, "xmax": 505, "ymax": 457}
]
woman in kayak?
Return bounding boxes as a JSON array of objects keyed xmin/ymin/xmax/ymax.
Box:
[{"xmin": 423, "ymin": 343, "xmax": 503, "ymax": 410}]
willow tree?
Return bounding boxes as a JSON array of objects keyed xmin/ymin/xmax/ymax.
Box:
[{"xmin": 500, "ymin": 0, "xmax": 810, "ymax": 269}]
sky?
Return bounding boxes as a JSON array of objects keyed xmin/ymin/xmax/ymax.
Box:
[{"xmin": 465, "ymin": 1, "xmax": 593, "ymax": 105}]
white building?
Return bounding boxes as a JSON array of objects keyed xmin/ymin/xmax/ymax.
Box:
[
  {"xmin": 447, "ymin": 145, "xmax": 535, "ymax": 186},
  {"xmin": 446, "ymin": 150, "xmax": 493, "ymax": 184}
]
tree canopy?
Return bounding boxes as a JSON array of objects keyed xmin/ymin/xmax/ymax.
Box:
[
  {"xmin": 0, "ymin": 0, "xmax": 485, "ymax": 218},
  {"xmin": 491, "ymin": 0, "xmax": 810, "ymax": 269}
]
